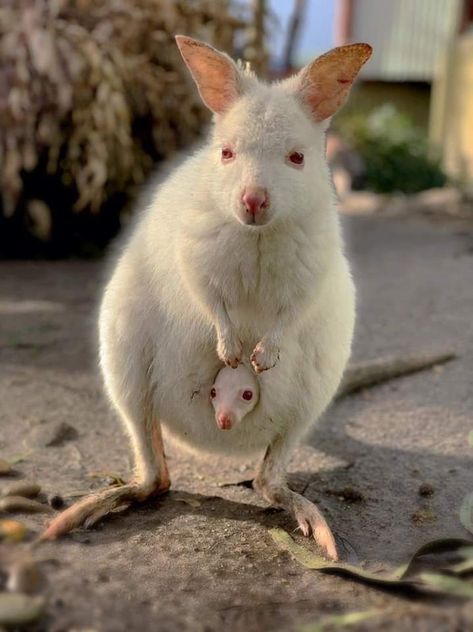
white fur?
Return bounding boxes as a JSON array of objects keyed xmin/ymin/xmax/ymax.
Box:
[
  {"xmin": 211, "ymin": 364, "xmax": 259, "ymax": 429},
  {"xmin": 98, "ymin": 46, "xmax": 356, "ymax": 483}
]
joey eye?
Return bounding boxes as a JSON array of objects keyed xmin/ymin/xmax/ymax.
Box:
[
  {"xmin": 242, "ymin": 390, "xmax": 253, "ymax": 401},
  {"xmin": 288, "ymin": 151, "xmax": 304, "ymax": 166},
  {"xmin": 221, "ymin": 147, "xmax": 235, "ymax": 162},
  {"xmin": 210, "ymin": 388, "xmax": 216, "ymax": 399}
]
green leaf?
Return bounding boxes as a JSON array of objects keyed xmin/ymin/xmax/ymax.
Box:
[
  {"xmin": 269, "ymin": 528, "xmax": 411, "ymax": 589},
  {"xmin": 393, "ymin": 537, "xmax": 473, "ymax": 579},
  {"xmin": 449, "ymin": 558, "xmax": 473, "ymax": 575},
  {"xmin": 419, "ymin": 573, "xmax": 473, "ymax": 598},
  {"xmin": 0, "ymin": 594, "xmax": 45, "ymax": 627},
  {"xmin": 300, "ymin": 609, "xmax": 382, "ymax": 632},
  {"xmin": 458, "ymin": 546, "xmax": 473, "ymax": 558},
  {"xmin": 269, "ymin": 528, "xmax": 473, "ymax": 596}
]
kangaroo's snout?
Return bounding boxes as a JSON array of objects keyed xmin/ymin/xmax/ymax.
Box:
[
  {"xmin": 217, "ymin": 412, "xmax": 235, "ymax": 430},
  {"xmin": 241, "ymin": 187, "xmax": 269, "ymax": 225}
]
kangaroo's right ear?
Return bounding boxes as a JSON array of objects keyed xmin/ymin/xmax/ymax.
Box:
[
  {"xmin": 176, "ymin": 35, "xmax": 241, "ymax": 115},
  {"xmin": 289, "ymin": 43, "xmax": 372, "ymax": 122}
]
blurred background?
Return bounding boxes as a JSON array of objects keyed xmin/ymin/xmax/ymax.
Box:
[{"xmin": 1, "ymin": 0, "xmax": 472, "ymax": 257}]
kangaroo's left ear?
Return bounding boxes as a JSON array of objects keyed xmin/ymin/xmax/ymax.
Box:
[
  {"xmin": 289, "ymin": 43, "xmax": 372, "ymax": 122},
  {"xmin": 175, "ymin": 35, "xmax": 241, "ymax": 115}
]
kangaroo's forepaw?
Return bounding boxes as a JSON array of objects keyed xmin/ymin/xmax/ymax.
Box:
[
  {"xmin": 294, "ymin": 498, "xmax": 338, "ymax": 561},
  {"xmin": 250, "ymin": 340, "xmax": 280, "ymax": 373},
  {"xmin": 217, "ymin": 332, "xmax": 242, "ymax": 369}
]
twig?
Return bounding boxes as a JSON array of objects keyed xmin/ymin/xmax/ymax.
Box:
[{"xmin": 337, "ymin": 350, "xmax": 456, "ymax": 398}]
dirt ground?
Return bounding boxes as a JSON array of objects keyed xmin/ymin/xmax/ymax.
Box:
[{"xmin": 1, "ymin": 212, "xmax": 473, "ymax": 631}]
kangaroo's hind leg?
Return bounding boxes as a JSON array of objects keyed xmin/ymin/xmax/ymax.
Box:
[
  {"xmin": 254, "ymin": 433, "xmax": 338, "ymax": 560},
  {"xmin": 41, "ymin": 353, "xmax": 170, "ymax": 540}
]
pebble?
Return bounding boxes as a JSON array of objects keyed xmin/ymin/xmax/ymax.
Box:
[
  {"xmin": 418, "ymin": 482, "xmax": 435, "ymax": 497},
  {"xmin": 1, "ymin": 482, "xmax": 41, "ymax": 499},
  {"xmin": 0, "ymin": 496, "xmax": 52, "ymax": 514},
  {"xmin": 47, "ymin": 494, "xmax": 64, "ymax": 510},
  {"xmin": 0, "ymin": 460, "xmax": 11, "ymax": 476},
  {"xmin": 0, "ymin": 520, "xmax": 27, "ymax": 542},
  {"xmin": 0, "ymin": 593, "xmax": 45, "ymax": 627},
  {"xmin": 7, "ymin": 559, "xmax": 42, "ymax": 594}
]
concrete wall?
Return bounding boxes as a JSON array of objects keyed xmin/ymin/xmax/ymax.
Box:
[
  {"xmin": 430, "ymin": 33, "xmax": 473, "ymax": 183},
  {"xmin": 341, "ymin": 0, "xmax": 462, "ymax": 81}
]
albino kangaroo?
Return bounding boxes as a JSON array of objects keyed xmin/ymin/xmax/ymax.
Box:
[
  {"xmin": 210, "ymin": 364, "xmax": 260, "ymax": 430},
  {"xmin": 42, "ymin": 36, "xmax": 371, "ymax": 559}
]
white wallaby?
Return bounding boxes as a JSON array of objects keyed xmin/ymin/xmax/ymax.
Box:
[
  {"xmin": 210, "ymin": 364, "xmax": 260, "ymax": 430},
  {"xmin": 42, "ymin": 36, "xmax": 371, "ymax": 559}
]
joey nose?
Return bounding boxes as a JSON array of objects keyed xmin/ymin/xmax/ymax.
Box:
[
  {"xmin": 217, "ymin": 412, "xmax": 234, "ymax": 430},
  {"xmin": 241, "ymin": 187, "xmax": 269, "ymax": 216}
]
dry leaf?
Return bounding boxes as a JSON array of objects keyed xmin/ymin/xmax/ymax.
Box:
[
  {"xmin": 269, "ymin": 528, "xmax": 473, "ymax": 596},
  {"xmin": 0, "ymin": 496, "xmax": 52, "ymax": 514}
]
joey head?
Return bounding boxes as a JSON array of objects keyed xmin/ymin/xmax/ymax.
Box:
[{"xmin": 210, "ymin": 365, "xmax": 259, "ymax": 430}]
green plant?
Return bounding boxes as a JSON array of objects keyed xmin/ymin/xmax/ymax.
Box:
[{"xmin": 336, "ymin": 105, "xmax": 446, "ymax": 194}]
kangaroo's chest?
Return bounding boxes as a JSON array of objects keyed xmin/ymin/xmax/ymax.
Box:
[{"xmin": 210, "ymin": 230, "xmax": 318, "ymax": 322}]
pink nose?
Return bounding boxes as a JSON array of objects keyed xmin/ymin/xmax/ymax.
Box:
[
  {"xmin": 217, "ymin": 413, "xmax": 234, "ymax": 430},
  {"xmin": 241, "ymin": 187, "xmax": 269, "ymax": 216}
]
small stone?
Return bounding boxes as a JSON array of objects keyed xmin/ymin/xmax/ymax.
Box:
[
  {"xmin": 0, "ymin": 520, "xmax": 27, "ymax": 542},
  {"xmin": 1, "ymin": 482, "xmax": 41, "ymax": 499},
  {"xmin": 25, "ymin": 421, "xmax": 78, "ymax": 448},
  {"xmin": 0, "ymin": 593, "xmax": 45, "ymax": 627},
  {"xmin": 0, "ymin": 496, "xmax": 52, "ymax": 514},
  {"xmin": 418, "ymin": 482, "xmax": 435, "ymax": 498},
  {"xmin": 48, "ymin": 494, "xmax": 64, "ymax": 510},
  {"xmin": 7, "ymin": 559, "xmax": 42, "ymax": 594},
  {"xmin": 0, "ymin": 460, "xmax": 11, "ymax": 476}
]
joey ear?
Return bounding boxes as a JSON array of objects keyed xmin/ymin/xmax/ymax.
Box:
[
  {"xmin": 175, "ymin": 35, "xmax": 241, "ymax": 115},
  {"xmin": 293, "ymin": 43, "xmax": 372, "ymax": 122}
]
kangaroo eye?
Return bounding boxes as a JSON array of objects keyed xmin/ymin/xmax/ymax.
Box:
[
  {"xmin": 221, "ymin": 147, "xmax": 235, "ymax": 162},
  {"xmin": 288, "ymin": 151, "xmax": 304, "ymax": 166},
  {"xmin": 242, "ymin": 390, "xmax": 253, "ymax": 401},
  {"xmin": 210, "ymin": 388, "xmax": 216, "ymax": 399}
]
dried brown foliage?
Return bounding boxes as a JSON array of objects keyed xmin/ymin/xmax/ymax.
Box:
[{"xmin": 0, "ymin": 0, "xmax": 247, "ymax": 249}]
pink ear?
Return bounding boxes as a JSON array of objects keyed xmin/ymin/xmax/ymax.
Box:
[
  {"xmin": 295, "ymin": 43, "xmax": 372, "ymax": 122},
  {"xmin": 175, "ymin": 35, "xmax": 240, "ymax": 115}
]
